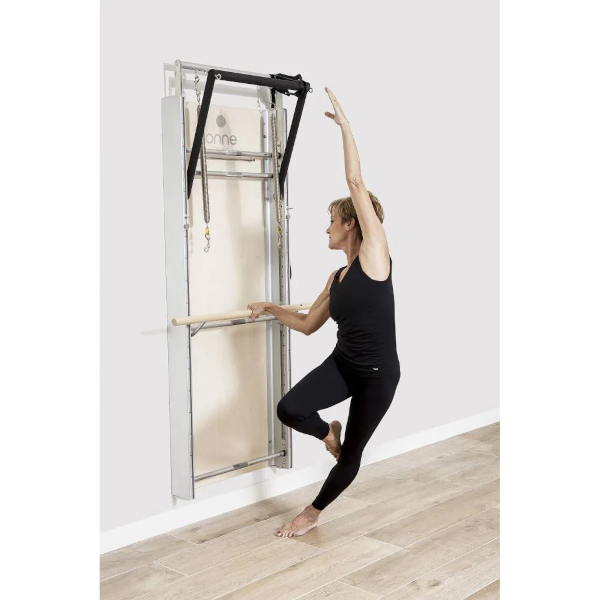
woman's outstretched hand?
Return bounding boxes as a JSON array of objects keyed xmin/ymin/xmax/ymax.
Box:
[
  {"xmin": 324, "ymin": 87, "xmax": 349, "ymax": 126},
  {"xmin": 247, "ymin": 302, "xmax": 270, "ymax": 320}
]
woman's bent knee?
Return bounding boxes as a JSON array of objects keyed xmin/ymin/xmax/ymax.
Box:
[
  {"xmin": 276, "ymin": 398, "xmax": 296, "ymax": 425},
  {"xmin": 276, "ymin": 400, "xmax": 288, "ymax": 424}
]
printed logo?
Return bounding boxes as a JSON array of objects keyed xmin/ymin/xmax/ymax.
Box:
[
  {"xmin": 202, "ymin": 115, "xmax": 236, "ymax": 146},
  {"xmin": 204, "ymin": 132, "xmax": 237, "ymax": 146}
]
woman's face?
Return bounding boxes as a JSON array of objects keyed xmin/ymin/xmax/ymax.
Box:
[{"xmin": 326, "ymin": 209, "xmax": 347, "ymax": 249}]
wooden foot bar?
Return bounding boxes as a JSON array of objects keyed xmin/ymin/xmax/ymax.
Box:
[{"xmin": 172, "ymin": 302, "xmax": 313, "ymax": 327}]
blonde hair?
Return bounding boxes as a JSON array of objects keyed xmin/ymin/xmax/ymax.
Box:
[{"xmin": 328, "ymin": 191, "xmax": 384, "ymax": 241}]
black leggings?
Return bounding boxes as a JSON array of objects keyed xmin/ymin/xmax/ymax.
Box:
[{"xmin": 276, "ymin": 352, "xmax": 401, "ymax": 511}]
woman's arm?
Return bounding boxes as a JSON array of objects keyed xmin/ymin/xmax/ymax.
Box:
[
  {"xmin": 263, "ymin": 304, "xmax": 307, "ymax": 334},
  {"xmin": 325, "ymin": 88, "xmax": 388, "ymax": 248},
  {"xmin": 247, "ymin": 301, "xmax": 307, "ymax": 333},
  {"xmin": 303, "ymin": 270, "xmax": 336, "ymax": 335},
  {"xmin": 248, "ymin": 271, "xmax": 336, "ymax": 336}
]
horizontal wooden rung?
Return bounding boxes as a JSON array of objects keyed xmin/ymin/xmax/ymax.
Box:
[{"xmin": 172, "ymin": 302, "xmax": 313, "ymax": 326}]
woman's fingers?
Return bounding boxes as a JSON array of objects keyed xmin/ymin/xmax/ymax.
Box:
[
  {"xmin": 325, "ymin": 87, "xmax": 339, "ymax": 105},
  {"xmin": 248, "ymin": 303, "xmax": 265, "ymax": 320},
  {"xmin": 325, "ymin": 88, "xmax": 346, "ymax": 124}
]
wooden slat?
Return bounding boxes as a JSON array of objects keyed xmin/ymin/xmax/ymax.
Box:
[{"xmin": 339, "ymin": 509, "xmax": 500, "ymax": 596}]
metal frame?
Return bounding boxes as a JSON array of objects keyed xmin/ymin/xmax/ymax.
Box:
[
  {"xmin": 185, "ymin": 64, "xmax": 310, "ymax": 197},
  {"xmin": 161, "ymin": 60, "xmax": 309, "ymax": 499}
]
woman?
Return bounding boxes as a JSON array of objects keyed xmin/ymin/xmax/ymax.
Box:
[{"xmin": 248, "ymin": 88, "xmax": 401, "ymax": 537}]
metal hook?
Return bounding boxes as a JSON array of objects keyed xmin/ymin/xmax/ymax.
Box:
[{"xmin": 204, "ymin": 226, "xmax": 211, "ymax": 252}]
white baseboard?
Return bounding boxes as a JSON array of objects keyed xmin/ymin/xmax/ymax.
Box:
[{"xmin": 100, "ymin": 408, "xmax": 499, "ymax": 554}]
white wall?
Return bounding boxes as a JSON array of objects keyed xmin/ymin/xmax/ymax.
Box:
[{"xmin": 101, "ymin": 0, "xmax": 498, "ymax": 541}]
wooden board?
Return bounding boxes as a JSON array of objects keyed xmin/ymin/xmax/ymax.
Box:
[{"xmin": 185, "ymin": 103, "xmax": 269, "ymax": 487}]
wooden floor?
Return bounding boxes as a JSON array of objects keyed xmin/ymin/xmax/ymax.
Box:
[{"xmin": 101, "ymin": 423, "xmax": 500, "ymax": 600}]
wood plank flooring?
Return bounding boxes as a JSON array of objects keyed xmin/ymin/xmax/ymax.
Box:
[{"xmin": 101, "ymin": 422, "xmax": 500, "ymax": 600}]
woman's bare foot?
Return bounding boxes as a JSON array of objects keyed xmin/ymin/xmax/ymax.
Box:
[
  {"xmin": 275, "ymin": 505, "xmax": 321, "ymax": 537},
  {"xmin": 323, "ymin": 420, "xmax": 342, "ymax": 461}
]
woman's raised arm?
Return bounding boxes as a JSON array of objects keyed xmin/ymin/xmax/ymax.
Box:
[{"xmin": 325, "ymin": 88, "xmax": 387, "ymax": 248}]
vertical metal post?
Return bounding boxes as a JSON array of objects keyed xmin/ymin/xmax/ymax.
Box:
[
  {"xmin": 277, "ymin": 91, "xmax": 293, "ymax": 468},
  {"xmin": 161, "ymin": 92, "xmax": 195, "ymax": 500},
  {"xmin": 174, "ymin": 60, "xmax": 183, "ymax": 97},
  {"xmin": 263, "ymin": 101, "xmax": 293, "ymax": 470},
  {"xmin": 277, "ymin": 94, "xmax": 292, "ymax": 412}
]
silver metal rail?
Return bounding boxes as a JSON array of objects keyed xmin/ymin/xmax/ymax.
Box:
[
  {"xmin": 186, "ymin": 148, "xmax": 276, "ymax": 161},
  {"xmin": 191, "ymin": 314, "xmax": 280, "ymax": 336},
  {"xmin": 176, "ymin": 60, "xmax": 268, "ymax": 79},
  {"xmin": 194, "ymin": 170, "xmax": 272, "ymax": 180},
  {"xmin": 194, "ymin": 451, "xmax": 286, "ymax": 482}
]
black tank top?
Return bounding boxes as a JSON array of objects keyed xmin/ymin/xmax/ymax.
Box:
[{"xmin": 329, "ymin": 254, "xmax": 400, "ymax": 378}]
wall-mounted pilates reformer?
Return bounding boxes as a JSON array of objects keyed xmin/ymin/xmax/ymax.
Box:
[{"xmin": 161, "ymin": 60, "xmax": 314, "ymax": 500}]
